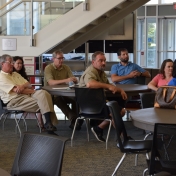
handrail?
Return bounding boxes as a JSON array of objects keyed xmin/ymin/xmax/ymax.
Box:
[
  {"xmin": 0, "ymin": 0, "xmax": 21, "ymax": 17},
  {"xmin": 0, "ymin": 0, "xmax": 14, "ymax": 10}
]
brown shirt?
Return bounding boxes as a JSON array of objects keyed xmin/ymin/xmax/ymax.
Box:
[
  {"xmin": 44, "ymin": 63, "xmax": 74, "ymax": 86},
  {"xmin": 79, "ymin": 64, "xmax": 109, "ymax": 87}
]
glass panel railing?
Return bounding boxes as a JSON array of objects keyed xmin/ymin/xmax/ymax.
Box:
[
  {"xmin": 0, "ymin": 2, "xmax": 30, "ymax": 36},
  {"xmin": 0, "ymin": 0, "xmax": 21, "ymax": 16},
  {"xmin": 0, "ymin": 0, "xmax": 83, "ymax": 36}
]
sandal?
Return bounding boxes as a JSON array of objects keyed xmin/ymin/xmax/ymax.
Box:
[{"xmin": 44, "ymin": 123, "xmax": 57, "ymax": 131}]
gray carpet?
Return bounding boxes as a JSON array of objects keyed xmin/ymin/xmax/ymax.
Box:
[{"xmin": 0, "ymin": 118, "xmax": 150, "ymax": 176}]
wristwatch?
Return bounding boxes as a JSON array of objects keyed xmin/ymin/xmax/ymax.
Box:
[{"xmin": 140, "ymin": 72, "xmax": 143, "ymax": 76}]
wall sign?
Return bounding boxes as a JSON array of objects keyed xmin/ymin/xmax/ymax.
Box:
[{"xmin": 2, "ymin": 38, "xmax": 17, "ymax": 51}]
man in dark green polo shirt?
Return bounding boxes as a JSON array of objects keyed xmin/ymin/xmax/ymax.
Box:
[
  {"xmin": 79, "ymin": 51, "xmax": 127, "ymax": 142},
  {"xmin": 44, "ymin": 50, "xmax": 81, "ymax": 130}
]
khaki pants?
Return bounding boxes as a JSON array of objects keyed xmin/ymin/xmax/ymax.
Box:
[{"xmin": 7, "ymin": 90, "xmax": 58, "ymax": 125}]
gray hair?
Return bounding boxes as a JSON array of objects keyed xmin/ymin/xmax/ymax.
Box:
[
  {"xmin": 52, "ymin": 50, "xmax": 63, "ymax": 58},
  {"xmin": 0, "ymin": 54, "xmax": 13, "ymax": 63},
  {"xmin": 0, "ymin": 54, "xmax": 13, "ymax": 69},
  {"xmin": 92, "ymin": 51, "xmax": 105, "ymax": 61}
]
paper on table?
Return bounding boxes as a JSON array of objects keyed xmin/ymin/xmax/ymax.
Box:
[
  {"xmin": 69, "ymin": 84, "xmax": 79, "ymax": 88},
  {"xmin": 52, "ymin": 87, "xmax": 68, "ymax": 89}
]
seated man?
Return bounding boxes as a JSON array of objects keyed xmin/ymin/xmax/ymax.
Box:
[
  {"xmin": 79, "ymin": 51, "xmax": 127, "ymax": 142},
  {"xmin": 111, "ymin": 48, "xmax": 151, "ymax": 84},
  {"xmin": 44, "ymin": 50, "xmax": 81, "ymax": 130},
  {"xmin": 0, "ymin": 54, "xmax": 58, "ymax": 132}
]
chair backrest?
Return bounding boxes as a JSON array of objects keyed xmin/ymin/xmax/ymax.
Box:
[
  {"xmin": 139, "ymin": 92, "xmax": 156, "ymax": 109},
  {"xmin": 106, "ymin": 101, "xmax": 128, "ymax": 152},
  {"xmin": 136, "ymin": 76, "xmax": 146, "ymax": 85},
  {"xmin": 149, "ymin": 123, "xmax": 176, "ymax": 175},
  {"xmin": 11, "ymin": 133, "xmax": 67, "ymax": 176},
  {"xmin": 75, "ymin": 88, "xmax": 107, "ymax": 115}
]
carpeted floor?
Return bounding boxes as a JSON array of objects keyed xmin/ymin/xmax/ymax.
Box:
[{"xmin": 0, "ymin": 118, "xmax": 151, "ymax": 176}]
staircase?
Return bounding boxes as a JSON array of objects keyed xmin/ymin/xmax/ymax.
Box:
[{"xmin": 0, "ymin": 0, "xmax": 149, "ymax": 56}]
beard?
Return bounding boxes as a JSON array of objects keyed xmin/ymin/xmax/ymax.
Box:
[
  {"xmin": 120, "ymin": 58, "xmax": 129, "ymax": 63},
  {"xmin": 100, "ymin": 66, "xmax": 105, "ymax": 71}
]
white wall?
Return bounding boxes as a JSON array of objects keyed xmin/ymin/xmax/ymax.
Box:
[{"xmin": 94, "ymin": 14, "xmax": 134, "ymax": 40}]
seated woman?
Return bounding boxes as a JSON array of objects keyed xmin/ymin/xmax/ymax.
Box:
[
  {"xmin": 13, "ymin": 56, "xmax": 45, "ymax": 131},
  {"xmin": 168, "ymin": 60, "xmax": 176, "ymax": 86},
  {"xmin": 148, "ymin": 59, "xmax": 173, "ymax": 91}
]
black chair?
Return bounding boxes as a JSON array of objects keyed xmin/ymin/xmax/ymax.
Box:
[
  {"xmin": 71, "ymin": 88, "xmax": 112, "ymax": 149},
  {"xmin": 0, "ymin": 98, "xmax": 41, "ymax": 137},
  {"xmin": 139, "ymin": 92, "xmax": 156, "ymax": 109},
  {"xmin": 125, "ymin": 77, "xmax": 147, "ymax": 120},
  {"xmin": 143, "ymin": 123, "xmax": 176, "ymax": 176},
  {"xmin": 139, "ymin": 92, "xmax": 156, "ymax": 139},
  {"xmin": 106, "ymin": 101, "xmax": 152, "ymax": 176},
  {"xmin": 11, "ymin": 133, "xmax": 67, "ymax": 176}
]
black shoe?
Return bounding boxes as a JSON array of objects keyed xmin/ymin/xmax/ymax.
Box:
[
  {"xmin": 91, "ymin": 127, "xmax": 106, "ymax": 142},
  {"xmin": 44, "ymin": 123, "xmax": 57, "ymax": 131}
]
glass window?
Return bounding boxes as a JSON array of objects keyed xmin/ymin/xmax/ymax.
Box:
[
  {"xmin": 146, "ymin": 18, "xmax": 157, "ymax": 68},
  {"xmin": 146, "ymin": 0, "xmax": 159, "ymax": 5},
  {"xmin": 158, "ymin": 18, "xmax": 176, "ymax": 66},
  {"xmin": 137, "ymin": 19, "xmax": 146, "ymax": 67},
  {"xmin": 161, "ymin": 0, "xmax": 176, "ymax": 3}
]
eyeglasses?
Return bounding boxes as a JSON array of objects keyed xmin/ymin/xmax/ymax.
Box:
[
  {"xmin": 55, "ymin": 57, "xmax": 65, "ymax": 60},
  {"xmin": 4, "ymin": 61, "xmax": 14, "ymax": 65}
]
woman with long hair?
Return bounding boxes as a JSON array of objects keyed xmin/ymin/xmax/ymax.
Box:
[{"xmin": 148, "ymin": 59, "xmax": 173, "ymax": 91}]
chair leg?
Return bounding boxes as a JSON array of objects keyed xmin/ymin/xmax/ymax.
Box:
[
  {"xmin": 106, "ymin": 119, "xmax": 112, "ymax": 150},
  {"xmin": 135, "ymin": 154, "xmax": 138, "ymax": 166},
  {"xmin": 2, "ymin": 113, "xmax": 10, "ymax": 130},
  {"xmin": 143, "ymin": 168, "xmax": 148, "ymax": 176},
  {"xmin": 23, "ymin": 113, "xmax": 28, "ymax": 131},
  {"xmin": 64, "ymin": 115, "xmax": 67, "ymax": 123},
  {"xmin": 146, "ymin": 152, "xmax": 149, "ymax": 160},
  {"xmin": 144, "ymin": 132, "xmax": 152, "ymax": 140},
  {"xmin": 85, "ymin": 119, "xmax": 90, "ymax": 141},
  {"xmin": 15, "ymin": 113, "xmax": 25, "ymax": 133},
  {"xmin": 0, "ymin": 112, "xmax": 6, "ymax": 121},
  {"xmin": 112, "ymin": 153, "xmax": 126, "ymax": 176},
  {"xmin": 14, "ymin": 113, "xmax": 21, "ymax": 137},
  {"xmin": 71, "ymin": 118, "xmax": 79, "ymax": 147},
  {"xmin": 34, "ymin": 113, "xmax": 41, "ymax": 133}
]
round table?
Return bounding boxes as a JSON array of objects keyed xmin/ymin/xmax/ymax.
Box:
[
  {"xmin": 42, "ymin": 84, "xmax": 150, "ymax": 97},
  {"xmin": 130, "ymin": 107, "xmax": 176, "ymax": 131}
]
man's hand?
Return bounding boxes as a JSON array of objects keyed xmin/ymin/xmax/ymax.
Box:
[
  {"xmin": 67, "ymin": 77, "xmax": 78, "ymax": 83},
  {"xmin": 15, "ymin": 85, "xmax": 25, "ymax": 94},
  {"xmin": 108, "ymin": 85, "xmax": 128, "ymax": 100},
  {"xmin": 129, "ymin": 70, "xmax": 140, "ymax": 78},
  {"xmin": 120, "ymin": 90, "xmax": 127, "ymax": 100}
]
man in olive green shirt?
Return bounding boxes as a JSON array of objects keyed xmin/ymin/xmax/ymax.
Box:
[
  {"xmin": 44, "ymin": 50, "xmax": 81, "ymax": 130},
  {"xmin": 79, "ymin": 51, "xmax": 127, "ymax": 142}
]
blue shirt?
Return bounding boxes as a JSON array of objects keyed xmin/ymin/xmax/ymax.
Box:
[
  {"xmin": 111, "ymin": 62, "xmax": 145, "ymax": 84},
  {"xmin": 168, "ymin": 78, "xmax": 176, "ymax": 86}
]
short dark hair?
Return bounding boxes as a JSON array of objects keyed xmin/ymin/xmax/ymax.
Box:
[
  {"xmin": 92, "ymin": 51, "xmax": 104, "ymax": 61},
  {"xmin": 172, "ymin": 60, "xmax": 176, "ymax": 78},
  {"xmin": 117, "ymin": 48, "xmax": 128, "ymax": 56},
  {"xmin": 52, "ymin": 50, "xmax": 63, "ymax": 58},
  {"xmin": 159, "ymin": 59, "xmax": 173, "ymax": 79}
]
